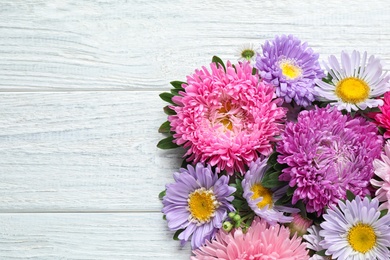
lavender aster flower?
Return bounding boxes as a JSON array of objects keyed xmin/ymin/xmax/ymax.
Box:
[
  {"xmin": 242, "ymin": 157, "xmax": 299, "ymax": 224},
  {"xmin": 276, "ymin": 106, "xmax": 383, "ymax": 216},
  {"xmin": 256, "ymin": 34, "xmax": 324, "ymax": 107},
  {"xmin": 162, "ymin": 163, "xmax": 235, "ymax": 249}
]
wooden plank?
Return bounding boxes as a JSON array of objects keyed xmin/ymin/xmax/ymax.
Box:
[
  {"xmin": 0, "ymin": 91, "xmax": 184, "ymax": 212},
  {"xmin": 0, "ymin": 0, "xmax": 389, "ymax": 91},
  {"xmin": 0, "ymin": 212, "xmax": 190, "ymax": 259}
]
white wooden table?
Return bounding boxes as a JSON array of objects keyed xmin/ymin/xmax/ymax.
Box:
[{"xmin": 1, "ymin": 1, "xmax": 390, "ymax": 259}]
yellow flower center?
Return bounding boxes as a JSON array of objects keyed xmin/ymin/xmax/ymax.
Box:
[
  {"xmin": 347, "ymin": 223, "xmax": 377, "ymax": 253},
  {"xmin": 187, "ymin": 188, "xmax": 219, "ymax": 224},
  {"xmin": 218, "ymin": 102, "xmax": 233, "ymax": 131},
  {"xmin": 279, "ymin": 59, "xmax": 302, "ymax": 79},
  {"xmin": 250, "ymin": 183, "xmax": 273, "ymax": 209},
  {"xmin": 335, "ymin": 77, "xmax": 370, "ymax": 104}
]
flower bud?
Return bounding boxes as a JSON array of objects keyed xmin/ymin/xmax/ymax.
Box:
[{"xmin": 222, "ymin": 221, "xmax": 233, "ymax": 232}]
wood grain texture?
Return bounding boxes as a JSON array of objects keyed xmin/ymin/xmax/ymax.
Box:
[
  {"xmin": 0, "ymin": 0, "xmax": 389, "ymax": 91},
  {"xmin": 0, "ymin": 212, "xmax": 190, "ymax": 259},
  {"xmin": 2, "ymin": 0, "xmax": 390, "ymax": 259},
  {"xmin": 0, "ymin": 91, "xmax": 183, "ymax": 212}
]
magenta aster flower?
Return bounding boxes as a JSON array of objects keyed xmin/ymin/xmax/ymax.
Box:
[
  {"xmin": 277, "ymin": 106, "xmax": 383, "ymax": 215},
  {"xmin": 371, "ymin": 140, "xmax": 390, "ymax": 211},
  {"xmin": 372, "ymin": 91, "xmax": 390, "ymax": 138},
  {"xmin": 191, "ymin": 218, "xmax": 309, "ymax": 259},
  {"xmin": 169, "ymin": 61, "xmax": 286, "ymax": 174},
  {"xmin": 162, "ymin": 163, "xmax": 235, "ymax": 249},
  {"xmin": 242, "ymin": 157, "xmax": 299, "ymax": 224},
  {"xmin": 255, "ymin": 34, "xmax": 325, "ymax": 107}
]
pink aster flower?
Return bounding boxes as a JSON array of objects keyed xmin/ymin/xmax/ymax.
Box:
[
  {"xmin": 169, "ymin": 61, "xmax": 286, "ymax": 174},
  {"xmin": 191, "ymin": 218, "xmax": 309, "ymax": 260},
  {"xmin": 277, "ymin": 106, "xmax": 383, "ymax": 216},
  {"xmin": 372, "ymin": 91, "xmax": 390, "ymax": 139},
  {"xmin": 371, "ymin": 140, "xmax": 390, "ymax": 211}
]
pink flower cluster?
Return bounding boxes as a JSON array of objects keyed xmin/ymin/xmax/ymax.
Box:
[{"xmin": 169, "ymin": 61, "xmax": 286, "ymax": 174}]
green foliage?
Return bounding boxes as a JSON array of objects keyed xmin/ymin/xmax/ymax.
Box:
[
  {"xmin": 170, "ymin": 80, "xmax": 186, "ymax": 89},
  {"xmin": 159, "ymin": 92, "xmax": 176, "ymax": 105},
  {"xmin": 173, "ymin": 229, "xmax": 184, "ymax": 240},
  {"xmin": 158, "ymin": 189, "xmax": 166, "ymax": 200},
  {"xmin": 346, "ymin": 190, "xmax": 355, "ymax": 201},
  {"xmin": 158, "ymin": 121, "xmax": 171, "ymax": 133},
  {"xmin": 157, "ymin": 136, "xmax": 180, "ymax": 149},
  {"xmin": 212, "ymin": 56, "xmax": 226, "ymax": 71},
  {"xmin": 163, "ymin": 105, "xmax": 176, "ymax": 115}
]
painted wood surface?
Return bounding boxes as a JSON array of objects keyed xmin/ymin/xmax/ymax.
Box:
[{"xmin": 0, "ymin": 0, "xmax": 390, "ymax": 259}]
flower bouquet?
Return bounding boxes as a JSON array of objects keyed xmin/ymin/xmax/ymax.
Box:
[{"xmin": 157, "ymin": 34, "xmax": 390, "ymax": 259}]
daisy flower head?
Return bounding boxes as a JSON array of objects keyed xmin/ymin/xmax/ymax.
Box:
[
  {"xmin": 169, "ymin": 61, "xmax": 286, "ymax": 174},
  {"xmin": 276, "ymin": 106, "xmax": 383, "ymax": 216},
  {"xmin": 371, "ymin": 139, "xmax": 390, "ymax": 211},
  {"xmin": 255, "ymin": 34, "xmax": 325, "ymax": 107},
  {"xmin": 162, "ymin": 163, "xmax": 236, "ymax": 249},
  {"xmin": 315, "ymin": 50, "xmax": 390, "ymax": 112},
  {"xmin": 319, "ymin": 196, "xmax": 390, "ymax": 260},
  {"xmin": 192, "ymin": 218, "xmax": 310, "ymax": 260},
  {"xmin": 372, "ymin": 91, "xmax": 390, "ymax": 138},
  {"xmin": 242, "ymin": 157, "xmax": 299, "ymax": 224},
  {"xmin": 304, "ymin": 225, "xmax": 328, "ymax": 260},
  {"xmin": 236, "ymin": 43, "xmax": 257, "ymax": 62}
]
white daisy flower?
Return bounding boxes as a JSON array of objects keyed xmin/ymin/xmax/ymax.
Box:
[
  {"xmin": 319, "ymin": 196, "xmax": 390, "ymax": 260},
  {"xmin": 236, "ymin": 43, "xmax": 257, "ymax": 62},
  {"xmin": 314, "ymin": 50, "xmax": 390, "ymax": 112}
]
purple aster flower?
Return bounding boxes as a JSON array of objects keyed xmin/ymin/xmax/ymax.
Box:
[
  {"xmin": 162, "ymin": 163, "xmax": 235, "ymax": 249},
  {"xmin": 242, "ymin": 157, "xmax": 299, "ymax": 224},
  {"xmin": 276, "ymin": 106, "xmax": 383, "ymax": 216},
  {"xmin": 255, "ymin": 34, "xmax": 325, "ymax": 107}
]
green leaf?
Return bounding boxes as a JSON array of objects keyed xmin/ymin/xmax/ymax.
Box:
[
  {"xmin": 212, "ymin": 56, "xmax": 226, "ymax": 71},
  {"xmin": 173, "ymin": 229, "xmax": 184, "ymax": 240},
  {"xmin": 163, "ymin": 105, "xmax": 176, "ymax": 115},
  {"xmin": 316, "ymin": 249, "xmax": 327, "ymax": 256},
  {"xmin": 287, "ymin": 186, "xmax": 295, "ymax": 196},
  {"xmin": 346, "ymin": 190, "xmax": 355, "ymax": 201},
  {"xmin": 158, "ymin": 190, "xmax": 166, "ymax": 200},
  {"xmin": 162, "ymin": 215, "xmax": 166, "ymax": 220},
  {"xmin": 380, "ymin": 209, "xmax": 389, "ymax": 218},
  {"xmin": 157, "ymin": 136, "xmax": 180, "ymax": 149},
  {"xmin": 170, "ymin": 88, "xmax": 182, "ymax": 96},
  {"xmin": 267, "ymin": 152, "xmax": 279, "ymax": 166},
  {"xmin": 295, "ymin": 200, "xmax": 307, "ymax": 218},
  {"xmin": 261, "ymin": 170, "xmax": 283, "ymax": 188},
  {"xmin": 170, "ymin": 81, "xmax": 186, "ymax": 89},
  {"xmin": 252, "ymin": 67, "xmax": 257, "ymax": 75},
  {"xmin": 274, "ymin": 194, "xmax": 292, "ymax": 206},
  {"xmin": 159, "ymin": 92, "xmax": 175, "ymax": 105},
  {"xmin": 158, "ymin": 121, "xmax": 171, "ymax": 133}
]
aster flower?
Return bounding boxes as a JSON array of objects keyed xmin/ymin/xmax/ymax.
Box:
[
  {"xmin": 191, "ymin": 218, "xmax": 310, "ymax": 259},
  {"xmin": 304, "ymin": 225, "xmax": 329, "ymax": 260},
  {"xmin": 162, "ymin": 163, "xmax": 235, "ymax": 249},
  {"xmin": 242, "ymin": 157, "xmax": 299, "ymax": 224},
  {"xmin": 371, "ymin": 140, "xmax": 390, "ymax": 211},
  {"xmin": 315, "ymin": 50, "xmax": 390, "ymax": 112},
  {"xmin": 169, "ymin": 61, "xmax": 286, "ymax": 174},
  {"xmin": 255, "ymin": 34, "xmax": 324, "ymax": 107},
  {"xmin": 372, "ymin": 91, "xmax": 390, "ymax": 138},
  {"xmin": 236, "ymin": 43, "xmax": 256, "ymax": 62},
  {"xmin": 320, "ymin": 196, "xmax": 390, "ymax": 260},
  {"xmin": 277, "ymin": 106, "xmax": 383, "ymax": 215}
]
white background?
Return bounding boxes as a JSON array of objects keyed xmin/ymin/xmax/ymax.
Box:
[{"xmin": 0, "ymin": 0, "xmax": 390, "ymax": 259}]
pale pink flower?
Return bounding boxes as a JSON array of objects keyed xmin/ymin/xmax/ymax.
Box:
[
  {"xmin": 169, "ymin": 61, "xmax": 286, "ymax": 174},
  {"xmin": 371, "ymin": 140, "xmax": 390, "ymax": 211},
  {"xmin": 191, "ymin": 218, "xmax": 309, "ymax": 260}
]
